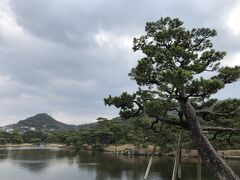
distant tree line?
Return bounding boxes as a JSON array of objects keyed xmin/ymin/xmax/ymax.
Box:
[{"xmin": 1, "ymin": 116, "xmax": 239, "ymax": 151}]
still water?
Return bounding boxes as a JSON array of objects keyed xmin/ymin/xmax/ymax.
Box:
[{"xmin": 0, "ymin": 147, "xmax": 239, "ymax": 180}]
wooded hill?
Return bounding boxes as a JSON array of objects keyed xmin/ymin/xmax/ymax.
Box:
[{"xmin": 2, "ymin": 113, "xmax": 95, "ymax": 132}]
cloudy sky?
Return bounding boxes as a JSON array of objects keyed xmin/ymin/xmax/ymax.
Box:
[{"xmin": 0, "ymin": 0, "xmax": 240, "ymax": 125}]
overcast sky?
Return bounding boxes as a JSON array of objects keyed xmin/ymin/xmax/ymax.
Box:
[{"xmin": 0, "ymin": 0, "xmax": 240, "ymax": 125}]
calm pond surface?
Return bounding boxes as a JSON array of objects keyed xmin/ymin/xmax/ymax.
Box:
[{"xmin": 0, "ymin": 147, "xmax": 239, "ymax": 180}]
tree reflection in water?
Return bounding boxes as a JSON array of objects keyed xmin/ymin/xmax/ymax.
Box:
[{"xmin": 0, "ymin": 147, "xmax": 239, "ymax": 180}]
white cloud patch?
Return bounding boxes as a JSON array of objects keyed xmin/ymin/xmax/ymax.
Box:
[
  {"xmin": 222, "ymin": 53, "xmax": 240, "ymax": 67},
  {"xmin": 0, "ymin": 0, "xmax": 22, "ymax": 38},
  {"xmin": 227, "ymin": 4, "xmax": 240, "ymax": 35},
  {"xmin": 95, "ymin": 30, "xmax": 133, "ymax": 50},
  {"xmin": 51, "ymin": 112, "xmax": 89, "ymax": 125}
]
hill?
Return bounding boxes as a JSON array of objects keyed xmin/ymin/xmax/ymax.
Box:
[{"xmin": 4, "ymin": 113, "xmax": 78, "ymax": 131}]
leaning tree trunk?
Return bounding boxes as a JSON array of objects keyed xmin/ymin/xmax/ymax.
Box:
[{"xmin": 180, "ymin": 99, "xmax": 240, "ymax": 180}]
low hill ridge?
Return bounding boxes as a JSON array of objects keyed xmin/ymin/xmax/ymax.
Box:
[{"xmin": 4, "ymin": 113, "xmax": 77, "ymax": 131}]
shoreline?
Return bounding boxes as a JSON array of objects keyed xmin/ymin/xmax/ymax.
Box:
[
  {"xmin": 102, "ymin": 144, "xmax": 240, "ymax": 160},
  {"xmin": 0, "ymin": 143, "xmax": 67, "ymax": 148},
  {"xmin": 1, "ymin": 143, "xmax": 240, "ymax": 160}
]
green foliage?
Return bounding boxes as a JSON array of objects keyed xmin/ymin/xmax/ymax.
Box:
[
  {"xmin": 65, "ymin": 136, "xmax": 76, "ymax": 146},
  {"xmin": 160, "ymin": 68, "xmax": 193, "ymax": 85},
  {"xmin": 213, "ymin": 99, "xmax": 240, "ymax": 115},
  {"xmin": 215, "ymin": 66, "xmax": 240, "ymax": 84},
  {"xmin": 44, "ymin": 133, "xmax": 60, "ymax": 143},
  {"xmin": 22, "ymin": 131, "xmax": 47, "ymax": 143},
  {"xmin": 144, "ymin": 100, "xmax": 167, "ymax": 116},
  {"xmin": 0, "ymin": 138, "xmax": 7, "ymax": 145},
  {"xmin": 104, "ymin": 93, "xmax": 140, "ymax": 118},
  {"xmin": 30, "ymin": 138, "xmax": 42, "ymax": 144},
  {"xmin": 186, "ymin": 77, "xmax": 225, "ymax": 98},
  {"xmin": 1, "ymin": 115, "xmax": 239, "ymax": 150},
  {"xmin": 129, "ymin": 17, "xmax": 230, "ymax": 96},
  {"xmin": 12, "ymin": 135, "xmax": 24, "ymax": 144}
]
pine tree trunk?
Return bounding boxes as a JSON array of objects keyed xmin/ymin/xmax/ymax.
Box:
[{"xmin": 180, "ymin": 100, "xmax": 240, "ymax": 180}]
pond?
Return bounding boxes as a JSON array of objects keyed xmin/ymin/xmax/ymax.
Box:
[{"xmin": 0, "ymin": 147, "xmax": 239, "ymax": 180}]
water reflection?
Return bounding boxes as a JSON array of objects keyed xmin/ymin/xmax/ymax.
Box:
[
  {"xmin": 76, "ymin": 152, "xmax": 213, "ymax": 180},
  {"xmin": 0, "ymin": 147, "xmax": 239, "ymax": 180},
  {"xmin": 0, "ymin": 147, "xmax": 76, "ymax": 173}
]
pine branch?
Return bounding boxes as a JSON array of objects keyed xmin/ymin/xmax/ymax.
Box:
[
  {"xmin": 203, "ymin": 126, "xmax": 240, "ymax": 146},
  {"xmin": 202, "ymin": 126, "xmax": 240, "ymax": 133},
  {"xmin": 196, "ymin": 109, "xmax": 234, "ymax": 118},
  {"xmin": 150, "ymin": 115, "xmax": 187, "ymax": 128}
]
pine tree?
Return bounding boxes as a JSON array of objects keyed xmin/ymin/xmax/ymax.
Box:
[{"xmin": 104, "ymin": 17, "xmax": 240, "ymax": 179}]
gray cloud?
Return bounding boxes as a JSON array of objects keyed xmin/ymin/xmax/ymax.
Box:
[{"xmin": 0, "ymin": 0, "xmax": 239, "ymax": 125}]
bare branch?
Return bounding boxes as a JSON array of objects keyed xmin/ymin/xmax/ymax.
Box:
[{"xmin": 150, "ymin": 115, "xmax": 187, "ymax": 128}]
